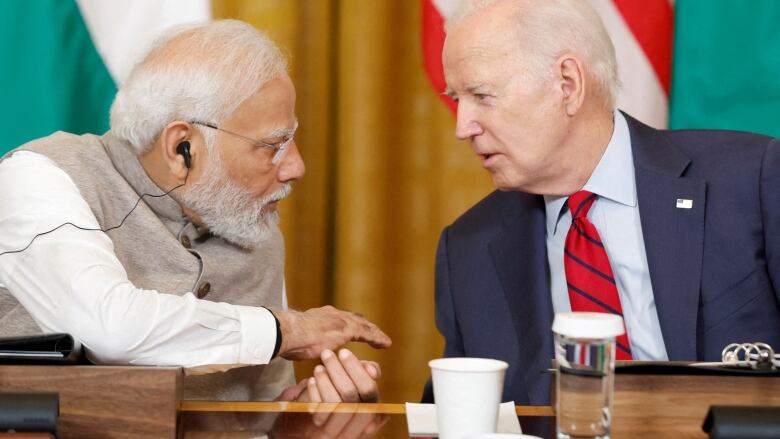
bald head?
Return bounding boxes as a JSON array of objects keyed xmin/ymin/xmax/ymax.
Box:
[{"xmin": 110, "ymin": 20, "xmax": 288, "ymax": 154}]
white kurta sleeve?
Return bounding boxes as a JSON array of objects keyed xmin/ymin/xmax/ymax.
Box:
[{"xmin": 0, "ymin": 151, "xmax": 277, "ymax": 366}]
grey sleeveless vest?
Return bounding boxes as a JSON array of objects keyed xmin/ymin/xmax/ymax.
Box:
[{"xmin": 0, "ymin": 131, "xmax": 294, "ymax": 400}]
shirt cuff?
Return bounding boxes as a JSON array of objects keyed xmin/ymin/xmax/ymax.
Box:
[{"xmin": 234, "ymin": 305, "xmax": 278, "ymax": 364}]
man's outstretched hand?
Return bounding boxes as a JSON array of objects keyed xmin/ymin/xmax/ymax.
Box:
[{"xmin": 275, "ymin": 306, "xmax": 391, "ymax": 361}]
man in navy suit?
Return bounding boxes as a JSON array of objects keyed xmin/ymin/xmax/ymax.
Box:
[{"xmin": 423, "ymin": 0, "xmax": 780, "ymax": 405}]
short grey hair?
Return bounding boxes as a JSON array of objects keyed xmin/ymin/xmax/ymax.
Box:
[
  {"xmin": 110, "ymin": 19, "xmax": 288, "ymax": 154},
  {"xmin": 448, "ymin": 0, "xmax": 619, "ymax": 109}
]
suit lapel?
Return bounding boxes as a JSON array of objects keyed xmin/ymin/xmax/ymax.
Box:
[
  {"xmin": 627, "ymin": 114, "xmax": 705, "ymax": 360},
  {"xmin": 489, "ymin": 194, "xmax": 554, "ymax": 402}
]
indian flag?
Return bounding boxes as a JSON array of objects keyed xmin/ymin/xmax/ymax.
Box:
[
  {"xmin": 0, "ymin": 0, "xmax": 210, "ymax": 155},
  {"xmin": 422, "ymin": 0, "xmax": 780, "ymax": 137}
]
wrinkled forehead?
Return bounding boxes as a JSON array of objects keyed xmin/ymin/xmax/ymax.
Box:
[
  {"xmin": 223, "ymin": 75, "xmax": 297, "ymax": 134},
  {"xmin": 443, "ymin": 18, "xmax": 519, "ymax": 86}
]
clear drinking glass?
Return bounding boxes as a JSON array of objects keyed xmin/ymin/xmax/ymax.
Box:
[{"xmin": 552, "ymin": 312, "xmax": 625, "ymax": 439}]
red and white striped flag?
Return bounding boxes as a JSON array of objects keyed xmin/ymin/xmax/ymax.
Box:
[
  {"xmin": 421, "ymin": 0, "xmax": 458, "ymax": 113},
  {"xmin": 590, "ymin": 0, "xmax": 673, "ymax": 128},
  {"xmin": 421, "ymin": 0, "xmax": 674, "ymax": 128}
]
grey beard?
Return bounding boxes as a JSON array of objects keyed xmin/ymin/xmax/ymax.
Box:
[{"xmin": 176, "ymin": 162, "xmax": 292, "ymax": 249}]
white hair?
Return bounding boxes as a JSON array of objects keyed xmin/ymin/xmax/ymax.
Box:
[
  {"xmin": 110, "ymin": 19, "xmax": 288, "ymax": 154},
  {"xmin": 173, "ymin": 153, "xmax": 292, "ymax": 248},
  {"xmin": 448, "ymin": 0, "xmax": 620, "ymax": 109}
]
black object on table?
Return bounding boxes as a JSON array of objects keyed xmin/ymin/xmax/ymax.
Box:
[
  {"xmin": 703, "ymin": 406, "xmax": 780, "ymax": 439},
  {"xmin": 0, "ymin": 393, "xmax": 59, "ymax": 435}
]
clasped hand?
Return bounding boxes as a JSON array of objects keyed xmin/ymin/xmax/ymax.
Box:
[{"xmin": 277, "ymin": 348, "xmax": 380, "ymax": 403}]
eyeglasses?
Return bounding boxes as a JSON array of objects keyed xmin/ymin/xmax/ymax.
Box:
[{"xmin": 190, "ymin": 120, "xmax": 297, "ymax": 164}]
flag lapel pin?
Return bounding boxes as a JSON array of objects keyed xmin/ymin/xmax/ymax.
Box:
[{"xmin": 676, "ymin": 198, "xmax": 693, "ymax": 209}]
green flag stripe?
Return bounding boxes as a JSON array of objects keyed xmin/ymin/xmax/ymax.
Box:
[
  {"xmin": 0, "ymin": 0, "xmax": 116, "ymax": 154},
  {"xmin": 670, "ymin": 0, "xmax": 780, "ymax": 137}
]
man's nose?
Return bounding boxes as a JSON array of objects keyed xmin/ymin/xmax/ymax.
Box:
[
  {"xmin": 277, "ymin": 141, "xmax": 305, "ymax": 182},
  {"xmin": 454, "ymin": 104, "xmax": 483, "ymax": 140}
]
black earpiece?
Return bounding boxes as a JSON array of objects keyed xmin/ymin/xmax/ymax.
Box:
[
  {"xmin": 0, "ymin": 139, "xmax": 195, "ymax": 259},
  {"xmin": 176, "ymin": 140, "xmax": 192, "ymax": 169}
]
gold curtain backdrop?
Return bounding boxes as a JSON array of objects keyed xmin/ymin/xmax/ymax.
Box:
[{"xmin": 213, "ymin": 0, "xmax": 494, "ymax": 403}]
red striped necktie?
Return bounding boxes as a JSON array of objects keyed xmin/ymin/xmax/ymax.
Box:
[{"xmin": 564, "ymin": 190, "xmax": 633, "ymax": 360}]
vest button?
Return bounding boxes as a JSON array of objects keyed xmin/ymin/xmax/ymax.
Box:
[
  {"xmin": 197, "ymin": 282, "xmax": 211, "ymax": 298},
  {"xmin": 181, "ymin": 235, "xmax": 192, "ymax": 249}
]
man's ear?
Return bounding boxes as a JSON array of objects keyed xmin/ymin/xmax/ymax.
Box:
[
  {"xmin": 159, "ymin": 121, "xmax": 195, "ymax": 181},
  {"xmin": 556, "ymin": 54, "xmax": 586, "ymax": 116}
]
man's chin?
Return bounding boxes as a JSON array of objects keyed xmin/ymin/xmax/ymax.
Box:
[
  {"xmin": 491, "ymin": 173, "xmax": 519, "ymax": 191},
  {"xmin": 212, "ymin": 230, "xmax": 267, "ymax": 250},
  {"xmin": 205, "ymin": 213, "xmax": 279, "ymax": 250}
]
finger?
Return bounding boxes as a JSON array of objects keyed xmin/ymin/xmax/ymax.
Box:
[
  {"xmin": 314, "ymin": 364, "xmax": 342, "ymax": 402},
  {"xmin": 336, "ymin": 412, "xmax": 375, "ymax": 439},
  {"xmin": 361, "ymin": 413, "xmax": 390, "ymax": 436},
  {"xmin": 360, "ymin": 360, "xmax": 382, "ymax": 380},
  {"xmin": 321, "ymin": 349, "xmax": 360, "ymax": 402},
  {"xmin": 321, "ymin": 412, "xmax": 354, "ymax": 439},
  {"xmin": 312, "ymin": 409, "xmax": 331, "ymax": 428},
  {"xmin": 350, "ymin": 318, "xmax": 392, "ymax": 349},
  {"xmin": 294, "ymin": 379, "xmax": 311, "ymax": 402},
  {"xmin": 276, "ymin": 379, "xmax": 308, "ymax": 401},
  {"xmin": 306, "ymin": 377, "xmax": 322, "ymax": 403},
  {"xmin": 338, "ymin": 349, "xmax": 379, "ymax": 402},
  {"xmin": 341, "ymin": 313, "xmax": 392, "ymax": 348}
]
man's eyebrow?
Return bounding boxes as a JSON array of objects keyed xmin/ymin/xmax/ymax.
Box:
[
  {"xmin": 444, "ymin": 83, "xmax": 488, "ymax": 98},
  {"xmin": 263, "ymin": 120, "xmax": 299, "ymax": 139}
]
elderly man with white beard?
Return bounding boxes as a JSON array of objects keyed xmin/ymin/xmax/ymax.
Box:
[{"xmin": 0, "ymin": 20, "xmax": 390, "ymax": 403}]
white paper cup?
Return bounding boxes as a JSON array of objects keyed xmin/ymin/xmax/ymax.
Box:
[{"xmin": 429, "ymin": 357, "xmax": 509, "ymax": 439}]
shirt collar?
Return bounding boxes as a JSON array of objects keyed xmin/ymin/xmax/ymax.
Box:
[
  {"xmin": 543, "ymin": 194, "xmax": 568, "ymax": 236},
  {"xmin": 544, "ymin": 110, "xmax": 636, "ymax": 236}
]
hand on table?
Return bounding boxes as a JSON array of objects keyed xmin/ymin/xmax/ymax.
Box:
[
  {"xmin": 276, "ymin": 348, "xmax": 381, "ymax": 403},
  {"xmin": 275, "ymin": 306, "xmax": 391, "ymax": 361}
]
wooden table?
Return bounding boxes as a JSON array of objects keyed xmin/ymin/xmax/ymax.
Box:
[
  {"xmin": 180, "ymin": 365, "xmax": 780, "ymax": 439},
  {"xmin": 178, "ymin": 401, "xmax": 556, "ymax": 438},
  {"xmin": 3, "ymin": 363, "xmax": 778, "ymax": 437},
  {"xmin": 0, "ymin": 365, "xmax": 181, "ymax": 439},
  {"xmin": 611, "ymin": 365, "xmax": 780, "ymax": 438}
]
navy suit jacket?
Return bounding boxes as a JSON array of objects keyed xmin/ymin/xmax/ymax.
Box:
[{"xmin": 423, "ymin": 113, "xmax": 780, "ymax": 405}]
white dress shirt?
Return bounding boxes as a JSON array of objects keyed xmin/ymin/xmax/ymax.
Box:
[
  {"xmin": 544, "ymin": 111, "xmax": 669, "ymax": 360},
  {"xmin": 0, "ymin": 151, "xmax": 280, "ymax": 367}
]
